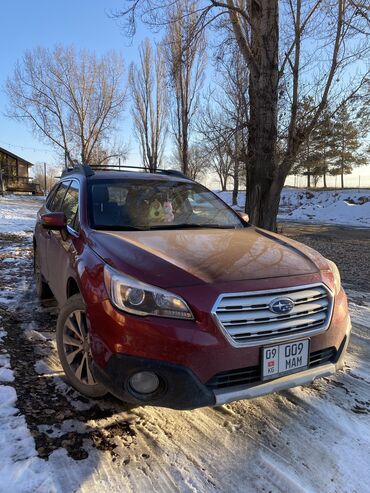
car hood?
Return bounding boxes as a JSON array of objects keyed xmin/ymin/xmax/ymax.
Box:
[{"xmin": 88, "ymin": 227, "xmax": 327, "ymax": 288}]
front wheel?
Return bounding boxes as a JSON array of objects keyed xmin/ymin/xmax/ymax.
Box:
[{"xmin": 56, "ymin": 294, "xmax": 107, "ymax": 398}]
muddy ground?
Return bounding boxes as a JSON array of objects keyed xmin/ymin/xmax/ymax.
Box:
[{"xmin": 0, "ymin": 233, "xmax": 136, "ymax": 461}]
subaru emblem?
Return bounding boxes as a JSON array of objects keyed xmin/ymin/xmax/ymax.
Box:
[{"xmin": 269, "ymin": 297, "xmax": 295, "ymax": 314}]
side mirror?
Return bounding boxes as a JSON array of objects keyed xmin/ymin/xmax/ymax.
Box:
[
  {"xmin": 41, "ymin": 212, "xmax": 67, "ymax": 231},
  {"xmin": 237, "ymin": 211, "xmax": 250, "ymax": 223}
]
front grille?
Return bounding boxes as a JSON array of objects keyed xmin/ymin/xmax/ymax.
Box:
[
  {"xmin": 207, "ymin": 347, "xmax": 336, "ymax": 390},
  {"xmin": 213, "ymin": 284, "xmax": 333, "ymax": 346},
  {"xmin": 309, "ymin": 347, "xmax": 337, "ymax": 367}
]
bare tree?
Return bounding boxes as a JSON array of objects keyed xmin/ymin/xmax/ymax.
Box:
[
  {"xmin": 274, "ymin": 0, "xmax": 369, "ymax": 226},
  {"xmin": 113, "ymin": 0, "xmax": 370, "ymax": 230},
  {"xmin": 199, "ymin": 45, "xmax": 248, "ymax": 204},
  {"xmin": 129, "ymin": 39, "xmax": 168, "ymax": 171},
  {"xmin": 169, "ymin": 142, "xmax": 209, "ymax": 180},
  {"xmin": 213, "ymin": 149, "xmax": 233, "ymax": 191},
  {"xmin": 163, "ymin": 1, "xmax": 206, "ymax": 176},
  {"xmin": 32, "ymin": 163, "xmax": 62, "ymax": 194},
  {"xmin": 196, "ymin": 103, "xmax": 236, "ymax": 191},
  {"xmin": 190, "ymin": 144, "xmax": 210, "ymax": 181},
  {"xmin": 6, "ymin": 46, "xmax": 128, "ymax": 168}
]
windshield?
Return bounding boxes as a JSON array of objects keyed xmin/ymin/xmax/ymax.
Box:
[{"xmin": 88, "ymin": 179, "xmax": 244, "ymax": 231}]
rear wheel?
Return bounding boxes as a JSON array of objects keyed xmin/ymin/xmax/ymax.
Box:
[
  {"xmin": 56, "ymin": 294, "xmax": 107, "ymax": 398},
  {"xmin": 34, "ymin": 248, "xmax": 51, "ymax": 299}
]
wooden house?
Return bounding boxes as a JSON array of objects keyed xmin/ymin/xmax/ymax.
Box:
[{"xmin": 0, "ymin": 146, "xmax": 41, "ymax": 194}]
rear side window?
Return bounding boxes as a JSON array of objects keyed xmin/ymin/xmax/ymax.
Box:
[
  {"xmin": 61, "ymin": 180, "xmax": 80, "ymax": 229},
  {"xmin": 49, "ymin": 181, "xmax": 70, "ymax": 212},
  {"xmin": 45, "ymin": 184, "xmax": 58, "ymax": 210}
]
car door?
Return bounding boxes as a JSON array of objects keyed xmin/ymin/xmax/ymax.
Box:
[
  {"xmin": 35, "ymin": 184, "xmax": 59, "ymax": 281},
  {"xmin": 37, "ymin": 181, "xmax": 70, "ymax": 283},
  {"xmin": 46, "ymin": 179, "xmax": 80, "ymax": 303}
]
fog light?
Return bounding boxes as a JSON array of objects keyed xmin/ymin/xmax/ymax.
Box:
[{"xmin": 129, "ymin": 371, "xmax": 160, "ymax": 394}]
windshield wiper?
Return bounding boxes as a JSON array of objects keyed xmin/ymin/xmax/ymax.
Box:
[{"xmin": 148, "ymin": 223, "xmax": 238, "ymax": 230}]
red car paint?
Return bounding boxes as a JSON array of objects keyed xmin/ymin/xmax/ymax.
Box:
[{"xmin": 33, "ymin": 167, "xmax": 351, "ymax": 409}]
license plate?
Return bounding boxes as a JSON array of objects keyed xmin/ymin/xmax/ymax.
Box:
[{"xmin": 262, "ymin": 339, "xmax": 309, "ymax": 381}]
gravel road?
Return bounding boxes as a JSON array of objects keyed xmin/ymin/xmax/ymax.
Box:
[{"xmin": 280, "ymin": 222, "xmax": 370, "ymax": 293}]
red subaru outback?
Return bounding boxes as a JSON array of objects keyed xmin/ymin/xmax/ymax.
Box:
[{"xmin": 33, "ymin": 164, "xmax": 351, "ymax": 409}]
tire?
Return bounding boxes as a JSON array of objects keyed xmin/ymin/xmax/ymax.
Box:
[
  {"xmin": 34, "ymin": 248, "xmax": 52, "ymax": 300},
  {"xmin": 56, "ymin": 294, "xmax": 107, "ymax": 398}
]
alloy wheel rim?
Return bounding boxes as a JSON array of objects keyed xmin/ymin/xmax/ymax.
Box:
[{"xmin": 63, "ymin": 310, "xmax": 96, "ymax": 386}]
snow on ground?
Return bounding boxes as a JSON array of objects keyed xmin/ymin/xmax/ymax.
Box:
[
  {"xmin": 0, "ymin": 389, "xmax": 57, "ymax": 493},
  {"xmin": 0, "ymin": 322, "xmax": 56, "ymax": 492},
  {"xmin": 283, "ymin": 200, "xmax": 370, "ymax": 227},
  {"xmin": 217, "ymin": 188, "xmax": 370, "ymax": 227},
  {"xmin": 0, "ymin": 195, "xmax": 44, "ymax": 234},
  {"xmin": 0, "ymin": 194, "xmax": 369, "ymax": 493}
]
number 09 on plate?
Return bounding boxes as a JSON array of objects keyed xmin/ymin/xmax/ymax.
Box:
[{"xmin": 262, "ymin": 339, "xmax": 310, "ymax": 381}]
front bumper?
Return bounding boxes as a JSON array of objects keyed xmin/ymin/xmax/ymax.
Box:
[
  {"xmin": 216, "ymin": 362, "xmax": 334, "ymax": 405},
  {"xmin": 92, "ymin": 355, "xmax": 216, "ymax": 410},
  {"xmin": 93, "ymin": 320, "xmax": 351, "ymax": 410}
]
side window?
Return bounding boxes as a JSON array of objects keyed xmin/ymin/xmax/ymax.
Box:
[
  {"xmin": 46, "ymin": 184, "xmax": 58, "ymax": 210},
  {"xmin": 49, "ymin": 181, "xmax": 70, "ymax": 212},
  {"xmin": 61, "ymin": 180, "xmax": 80, "ymax": 230},
  {"xmin": 72, "ymin": 207, "xmax": 80, "ymax": 231}
]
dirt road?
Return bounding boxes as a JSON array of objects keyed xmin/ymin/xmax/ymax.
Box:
[{"xmin": 280, "ymin": 222, "xmax": 370, "ymax": 292}]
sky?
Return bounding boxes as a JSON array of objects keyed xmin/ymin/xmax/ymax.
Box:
[
  {"xmin": 0, "ymin": 1, "xmax": 146, "ymax": 170},
  {"xmin": 0, "ymin": 0, "xmax": 369, "ymax": 190}
]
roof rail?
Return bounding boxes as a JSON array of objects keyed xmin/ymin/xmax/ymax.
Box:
[
  {"xmin": 90, "ymin": 165, "xmax": 189, "ymax": 179},
  {"xmin": 61, "ymin": 163, "xmax": 95, "ymax": 177},
  {"xmin": 61, "ymin": 163, "xmax": 191, "ymax": 181},
  {"xmin": 91, "ymin": 165, "xmax": 144, "ymax": 171}
]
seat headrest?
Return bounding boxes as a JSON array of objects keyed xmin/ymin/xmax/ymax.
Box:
[{"xmin": 93, "ymin": 185, "xmax": 109, "ymax": 203}]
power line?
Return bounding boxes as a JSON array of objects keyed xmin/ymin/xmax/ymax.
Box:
[{"xmin": 0, "ymin": 140, "xmax": 53, "ymax": 153}]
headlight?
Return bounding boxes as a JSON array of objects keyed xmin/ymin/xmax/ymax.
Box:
[
  {"xmin": 104, "ymin": 265, "xmax": 194, "ymax": 320},
  {"xmin": 326, "ymin": 259, "xmax": 341, "ymax": 295}
]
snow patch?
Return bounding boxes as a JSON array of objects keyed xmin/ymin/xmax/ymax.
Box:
[
  {"xmin": 349, "ymin": 302, "xmax": 370, "ymax": 332},
  {"xmin": 281, "ymin": 200, "xmax": 370, "ymax": 227},
  {"xmin": 0, "ymin": 196, "xmax": 43, "ymax": 234},
  {"xmin": 38, "ymin": 420, "xmax": 89, "ymax": 438},
  {"xmin": 0, "ymin": 368, "xmax": 14, "ymax": 383},
  {"xmin": 0, "ymin": 385, "xmax": 56, "ymax": 493},
  {"xmin": 217, "ymin": 188, "xmax": 370, "ymax": 227},
  {"xmin": 0, "ymin": 351, "xmax": 13, "ymax": 383},
  {"xmin": 0, "ymin": 359, "xmax": 51, "ymax": 491}
]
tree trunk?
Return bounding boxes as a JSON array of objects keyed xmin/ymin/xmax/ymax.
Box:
[
  {"xmin": 246, "ymin": 0, "xmax": 280, "ymax": 231},
  {"xmin": 182, "ymin": 126, "xmax": 189, "ymax": 176},
  {"xmin": 307, "ymin": 166, "xmax": 311, "ymax": 189},
  {"xmin": 341, "ymin": 159, "xmax": 344, "ymax": 188},
  {"xmin": 323, "ymin": 172, "xmax": 327, "ymax": 188},
  {"xmin": 232, "ymin": 160, "xmax": 239, "ymax": 206}
]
